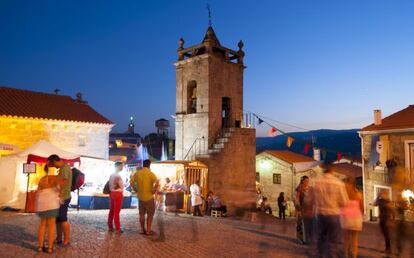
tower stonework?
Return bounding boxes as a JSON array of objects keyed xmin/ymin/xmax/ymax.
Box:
[{"xmin": 175, "ymin": 27, "xmax": 256, "ymax": 213}]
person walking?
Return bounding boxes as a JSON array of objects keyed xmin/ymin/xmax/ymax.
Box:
[
  {"xmin": 107, "ymin": 161, "xmax": 124, "ymax": 233},
  {"xmin": 35, "ymin": 165, "xmax": 62, "ymax": 253},
  {"xmin": 340, "ymin": 177, "xmax": 363, "ymax": 258},
  {"xmin": 130, "ymin": 159, "xmax": 159, "ymax": 235},
  {"xmin": 190, "ymin": 180, "xmax": 203, "ymax": 216},
  {"xmin": 312, "ymin": 163, "xmax": 349, "ymax": 258},
  {"xmin": 47, "ymin": 154, "xmax": 72, "ymax": 246},
  {"xmin": 374, "ymin": 190, "xmax": 394, "ymax": 257},
  {"xmin": 277, "ymin": 192, "xmax": 286, "ymax": 220},
  {"xmin": 295, "ymin": 176, "xmax": 310, "ymax": 244}
]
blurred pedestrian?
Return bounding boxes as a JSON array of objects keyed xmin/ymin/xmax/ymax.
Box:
[
  {"xmin": 260, "ymin": 197, "xmax": 272, "ymax": 214},
  {"xmin": 340, "ymin": 177, "xmax": 363, "ymax": 258},
  {"xmin": 295, "ymin": 176, "xmax": 310, "ymax": 244},
  {"xmin": 277, "ymin": 192, "xmax": 286, "ymax": 220},
  {"xmin": 190, "ymin": 180, "xmax": 203, "ymax": 216},
  {"xmin": 107, "ymin": 161, "xmax": 124, "ymax": 233},
  {"xmin": 302, "ymin": 183, "xmax": 315, "ymax": 245},
  {"xmin": 35, "ymin": 165, "xmax": 62, "ymax": 253},
  {"xmin": 130, "ymin": 159, "xmax": 159, "ymax": 235},
  {"xmin": 373, "ymin": 190, "xmax": 394, "ymax": 257},
  {"xmin": 47, "ymin": 154, "xmax": 72, "ymax": 246},
  {"xmin": 395, "ymin": 194, "xmax": 409, "ymax": 257},
  {"xmin": 313, "ymin": 163, "xmax": 349, "ymax": 257}
]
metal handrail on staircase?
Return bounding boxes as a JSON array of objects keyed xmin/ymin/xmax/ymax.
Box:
[{"xmin": 183, "ymin": 137, "xmax": 207, "ymax": 160}]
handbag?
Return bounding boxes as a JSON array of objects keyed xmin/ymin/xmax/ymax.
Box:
[{"xmin": 103, "ymin": 181, "xmax": 110, "ymax": 194}]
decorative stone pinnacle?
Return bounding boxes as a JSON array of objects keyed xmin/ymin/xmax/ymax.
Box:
[
  {"xmin": 238, "ymin": 40, "xmax": 244, "ymax": 50},
  {"xmin": 178, "ymin": 37, "xmax": 185, "ymax": 49}
]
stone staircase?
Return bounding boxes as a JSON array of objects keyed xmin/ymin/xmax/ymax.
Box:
[{"xmin": 196, "ymin": 128, "xmax": 235, "ymax": 159}]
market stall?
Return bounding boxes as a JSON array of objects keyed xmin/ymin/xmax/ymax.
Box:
[
  {"xmin": 73, "ymin": 156, "xmax": 132, "ymax": 209},
  {"xmin": 0, "ymin": 140, "xmax": 80, "ymax": 211},
  {"xmin": 151, "ymin": 160, "xmax": 208, "ymax": 213}
]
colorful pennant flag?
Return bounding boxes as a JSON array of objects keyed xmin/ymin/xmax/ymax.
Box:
[
  {"xmin": 258, "ymin": 117, "xmax": 264, "ymax": 125},
  {"xmin": 267, "ymin": 127, "xmax": 277, "ymax": 137},
  {"xmin": 287, "ymin": 136, "xmax": 294, "ymax": 148},
  {"xmin": 303, "ymin": 143, "xmax": 310, "ymax": 154},
  {"xmin": 337, "ymin": 152, "xmax": 342, "ymax": 161}
]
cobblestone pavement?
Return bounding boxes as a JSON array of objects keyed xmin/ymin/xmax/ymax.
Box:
[{"xmin": 0, "ymin": 209, "xmax": 403, "ymax": 258}]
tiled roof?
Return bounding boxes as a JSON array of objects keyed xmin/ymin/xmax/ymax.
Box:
[
  {"xmin": 341, "ymin": 154, "xmax": 362, "ymax": 164},
  {"xmin": 262, "ymin": 150, "xmax": 315, "ymax": 164},
  {"xmin": 331, "ymin": 163, "xmax": 362, "ymax": 178},
  {"xmin": 0, "ymin": 87, "xmax": 112, "ymax": 124},
  {"xmin": 362, "ymin": 105, "xmax": 414, "ymax": 131}
]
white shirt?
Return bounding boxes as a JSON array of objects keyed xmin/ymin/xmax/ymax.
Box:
[
  {"xmin": 190, "ymin": 184, "xmax": 202, "ymax": 206},
  {"xmin": 312, "ymin": 173, "xmax": 349, "ymax": 215},
  {"xmin": 109, "ymin": 173, "xmax": 124, "ymax": 192}
]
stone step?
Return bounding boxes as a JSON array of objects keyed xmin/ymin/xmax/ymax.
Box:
[
  {"xmin": 213, "ymin": 143, "xmax": 225, "ymax": 149},
  {"xmin": 223, "ymin": 133, "xmax": 232, "ymax": 138},
  {"xmin": 208, "ymin": 149, "xmax": 221, "ymax": 154},
  {"xmin": 196, "ymin": 154, "xmax": 211, "ymax": 159},
  {"xmin": 217, "ymin": 138, "xmax": 229, "ymax": 144}
]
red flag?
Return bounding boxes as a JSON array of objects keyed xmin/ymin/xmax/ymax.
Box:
[
  {"xmin": 337, "ymin": 152, "xmax": 342, "ymax": 161},
  {"xmin": 303, "ymin": 144, "xmax": 310, "ymax": 154},
  {"xmin": 267, "ymin": 127, "xmax": 277, "ymax": 137}
]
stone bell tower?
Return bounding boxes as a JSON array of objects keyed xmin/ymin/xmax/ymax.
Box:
[
  {"xmin": 175, "ymin": 26, "xmax": 245, "ymax": 160},
  {"xmin": 174, "ymin": 26, "xmax": 256, "ymax": 213}
]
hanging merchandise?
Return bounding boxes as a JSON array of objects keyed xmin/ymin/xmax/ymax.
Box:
[
  {"xmin": 268, "ymin": 127, "xmax": 277, "ymax": 137},
  {"xmin": 287, "ymin": 136, "xmax": 294, "ymax": 148},
  {"xmin": 303, "ymin": 144, "xmax": 310, "ymax": 154}
]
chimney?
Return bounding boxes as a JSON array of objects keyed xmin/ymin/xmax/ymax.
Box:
[
  {"xmin": 313, "ymin": 148, "xmax": 321, "ymax": 161},
  {"xmin": 374, "ymin": 109, "xmax": 382, "ymax": 125}
]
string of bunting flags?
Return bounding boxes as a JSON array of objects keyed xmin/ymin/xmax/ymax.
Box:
[{"xmin": 254, "ymin": 113, "xmax": 349, "ymax": 161}]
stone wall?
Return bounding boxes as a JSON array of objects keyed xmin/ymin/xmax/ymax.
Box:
[
  {"xmin": 0, "ymin": 116, "xmax": 112, "ymax": 159},
  {"xmin": 175, "ymin": 113, "xmax": 209, "ymax": 160},
  {"xmin": 204, "ymin": 128, "xmax": 256, "ymax": 214},
  {"xmin": 174, "ymin": 53, "xmax": 244, "ymax": 159},
  {"xmin": 208, "ymin": 56, "xmax": 244, "ymax": 142},
  {"xmin": 362, "ymin": 132, "xmax": 414, "ymax": 217},
  {"xmin": 256, "ymin": 153, "xmax": 315, "ymax": 215}
]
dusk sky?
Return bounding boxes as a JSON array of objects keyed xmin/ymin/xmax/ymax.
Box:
[{"xmin": 1, "ymin": 0, "xmax": 414, "ymax": 137}]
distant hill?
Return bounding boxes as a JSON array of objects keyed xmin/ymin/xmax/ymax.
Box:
[{"xmin": 256, "ymin": 129, "xmax": 361, "ymax": 161}]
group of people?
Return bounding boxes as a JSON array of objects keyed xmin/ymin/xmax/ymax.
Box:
[
  {"xmin": 293, "ymin": 164, "xmax": 362, "ymax": 258},
  {"xmin": 35, "ymin": 156, "xmax": 225, "ymax": 253},
  {"xmin": 35, "ymin": 155, "xmax": 73, "ymax": 253},
  {"xmin": 189, "ymin": 180, "xmax": 227, "ymax": 217},
  {"xmin": 35, "ymin": 156, "xmax": 159, "ymax": 253},
  {"xmin": 293, "ymin": 162, "xmax": 414, "ymax": 258}
]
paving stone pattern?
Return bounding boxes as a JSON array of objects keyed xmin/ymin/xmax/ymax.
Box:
[{"xmin": 0, "ymin": 209, "xmax": 401, "ymax": 258}]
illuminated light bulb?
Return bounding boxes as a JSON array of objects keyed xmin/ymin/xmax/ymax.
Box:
[{"xmin": 402, "ymin": 189, "xmax": 414, "ymax": 200}]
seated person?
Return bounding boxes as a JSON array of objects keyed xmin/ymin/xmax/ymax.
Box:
[
  {"xmin": 172, "ymin": 179, "xmax": 186, "ymax": 192},
  {"xmin": 205, "ymin": 191, "xmax": 214, "ymax": 214},
  {"xmin": 260, "ymin": 197, "xmax": 272, "ymax": 215},
  {"xmin": 161, "ymin": 177, "xmax": 174, "ymax": 192},
  {"xmin": 210, "ymin": 192, "xmax": 227, "ymax": 216}
]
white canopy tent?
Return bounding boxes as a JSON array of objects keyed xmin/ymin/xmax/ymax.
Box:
[{"xmin": 0, "ymin": 140, "xmax": 80, "ymax": 209}]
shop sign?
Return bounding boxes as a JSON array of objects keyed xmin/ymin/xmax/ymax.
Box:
[{"xmin": 23, "ymin": 163, "xmax": 37, "ymax": 174}]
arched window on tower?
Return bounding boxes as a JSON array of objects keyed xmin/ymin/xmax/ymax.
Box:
[{"xmin": 187, "ymin": 81, "xmax": 197, "ymax": 114}]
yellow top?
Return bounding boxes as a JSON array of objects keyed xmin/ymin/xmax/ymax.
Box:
[{"xmin": 130, "ymin": 167, "xmax": 158, "ymax": 201}]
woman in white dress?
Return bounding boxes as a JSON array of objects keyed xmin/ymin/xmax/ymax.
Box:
[{"xmin": 190, "ymin": 180, "xmax": 203, "ymax": 216}]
